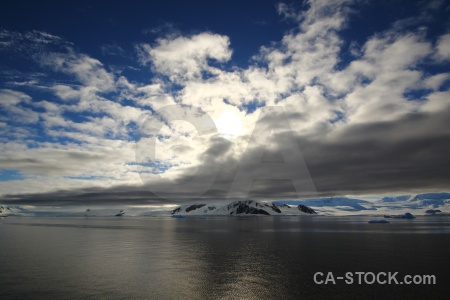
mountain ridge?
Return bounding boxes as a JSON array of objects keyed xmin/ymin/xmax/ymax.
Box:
[{"xmin": 171, "ymin": 200, "xmax": 317, "ymax": 216}]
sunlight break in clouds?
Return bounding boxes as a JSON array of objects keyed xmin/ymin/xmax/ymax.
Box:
[{"xmin": 0, "ymin": 0, "xmax": 450, "ymax": 206}]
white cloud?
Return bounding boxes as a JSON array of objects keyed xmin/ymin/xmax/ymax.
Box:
[
  {"xmin": 137, "ymin": 33, "xmax": 232, "ymax": 83},
  {"xmin": 424, "ymin": 73, "xmax": 450, "ymax": 90},
  {"xmin": 323, "ymin": 32, "xmax": 432, "ymax": 96},
  {"xmin": 320, "ymin": 31, "xmax": 433, "ymax": 123},
  {"xmin": 0, "ymin": 89, "xmax": 39, "ymax": 124},
  {"xmin": 344, "ymin": 70, "xmax": 423, "ymax": 123},
  {"xmin": 421, "ymin": 90, "xmax": 450, "ymax": 112},
  {"xmin": 435, "ymin": 33, "xmax": 450, "ymax": 61},
  {"xmin": 251, "ymin": 0, "xmax": 355, "ymax": 101},
  {"xmin": 179, "ymin": 71, "xmax": 251, "ymax": 107},
  {"xmin": 0, "ymin": 89, "xmax": 31, "ymax": 106},
  {"xmin": 116, "ymin": 76, "xmax": 176, "ymax": 110},
  {"xmin": 52, "ymin": 85, "xmax": 81, "ymax": 101},
  {"xmin": 41, "ymin": 50, "xmax": 115, "ymax": 91},
  {"xmin": 362, "ymin": 33, "xmax": 432, "ymax": 72}
]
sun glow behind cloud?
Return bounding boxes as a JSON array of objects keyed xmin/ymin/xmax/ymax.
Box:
[{"xmin": 214, "ymin": 110, "xmax": 244, "ymax": 138}]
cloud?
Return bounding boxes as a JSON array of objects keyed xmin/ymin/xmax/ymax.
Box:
[
  {"xmin": 421, "ymin": 90, "xmax": 450, "ymax": 112},
  {"xmin": 100, "ymin": 43, "xmax": 127, "ymax": 57},
  {"xmin": 0, "ymin": 89, "xmax": 39, "ymax": 124},
  {"xmin": 252, "ymin": 0, "xmax": 355, "ymax": 98},
  {"xmin": 1, "ymin": 1, "xmax": 450, "ymax": 206},
  {"xmin": 137, "ymin": 33, "xmax": 232, "ymax": 83},
  {"xmin": 0, "ymin": 29, "xmax": 69, "ymax": 48},
  {"xmin": 435, "ymin": 33, "xmax": 450, "ymax": 61},
  {"xmin": 142, "ymin": 22, "xmax": 181, "ymax": 38},
  {"xmin": 40, "ymin": 50, "xmax": 115, "ymax": 91},
  {"xmin": 0, "ymin": 29, "xmax": 72, "ymax": 60},
  {"xmin": 0, "ymin": 89, "xmax": 31, "ymax": 106},
  {"xmin": 299, "ymin": 108, "xmax": 450, "ymax": 195},
  {"xmin": 423, "ymin": 73, "xmax": 450, "ymax": 90},
  {"xmin": 51, "ymin": 85, "xmax": 81, "ymax": 101},
  {"xmin": 6, "ymin": 103, "xmax": 450, "ymax": 205}
]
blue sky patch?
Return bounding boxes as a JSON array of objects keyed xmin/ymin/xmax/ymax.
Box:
[{"xmin": 0, "ymin": 169, "xmax": 23, "ymax": 182}]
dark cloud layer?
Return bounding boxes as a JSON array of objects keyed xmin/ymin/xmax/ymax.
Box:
[
  {"xmin": 302, "ymin": 109, "xmax": 450, "ymax": 195},
  {"xmin": 3, "ymin": 105, "xmax": 450, "ymax": 206}
]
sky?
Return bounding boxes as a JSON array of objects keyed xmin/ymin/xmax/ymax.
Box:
[{"xmin": 1, "ymin": 0, "xmax": 450, "ymax": 207}]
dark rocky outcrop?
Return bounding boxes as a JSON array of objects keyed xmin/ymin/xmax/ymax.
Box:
[
  {"xmin": 171, "ymin": 207, "xmax": 181, "ymax": 215},
  {"xmin": 270, "ymin": 206, "xmax": 282, "ymax": 213},
  {"xmin": 274, "ymin": 204, "xmax": 291, "ymax": 209},
  {"xmin": 115, "ymin": 210, "xmax": 125, "ymax": 216},
  {"xmin": 229, "ymin": 201, "xmax": 270, "ymax": 215},
  {"xmin": 185, "ymin": 204, "xmax": 206, "ymax": 212},
  {"xmin": 171, "ymin": 204, "xmax": 207, "ymax": 215},
  {"xmin": 298, "ymin": 205, "xmax": 317, "ymax": 214},
  {"xmin": 0, "ymin": 206, "xmax": 10, "ymax": 213}
]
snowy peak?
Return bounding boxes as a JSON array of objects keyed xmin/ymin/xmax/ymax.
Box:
[
  {"xmin": 171, "ymin": 204, "xmax": 216, "ymax": 215},
  {"xmin": 380, "ymin": 195, "xmax": 412, "ymax": 203},
  {"xmin": 377, "ymin": 192, "xmax": 450, "ymax": 211},
  {"xmin": 227, "ymin": 201, "xmax": 270, "ymax": 215},
  {"xmin": 275, "ymin": 197, "xmax": 376, "ymax": 212},
  {"xmin": 218, "ymin": 200, "xmax": 272, "ymax": 215},
  {"xmin": 409, "ymin": 193, "xmax": 450, "ymax": 208},
  {"xmin": 171, "ymin": 200, "xmax": 317, "ymax": 216},
  {"xmin": 0, "ymin": 205, "xmax": 28, "ymax": 216},
  {"xmin": 411, "ymin": 193, "xmax": 450, "ymax": 201},
  {"xmin": 380, "ymin": 193, "xmax": 450, "ymax": 204}
]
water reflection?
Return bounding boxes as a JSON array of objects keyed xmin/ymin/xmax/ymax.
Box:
[{"xmin": 1, "ymin": 216, "xmax": 450, "ymax": 299}]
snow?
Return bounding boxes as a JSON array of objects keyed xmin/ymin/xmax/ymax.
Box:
[
  {"xmin": 384, "ymin": 212, "xmax": 415, "ymax": 219},
  {"xmin": 368, "ymin": 220, "xmax": 390, "ymax": 224},
  {"xmin": 274, "ymin": 197, "xmax": 377, "ymax": 213},
  {"xmin": 2, "ymin": 192, "xmax": 449, "ymax": 217},
  {"xmin": 0, "ymin": 205, "xmax": 30, "ymax": 216},
  {"xmin": 274, "ymin": 193, "xmax": 450, "ymax": 216},
  {"xmin": 171, "ymin": 200, "xmax": 317, "ymax": 217}
]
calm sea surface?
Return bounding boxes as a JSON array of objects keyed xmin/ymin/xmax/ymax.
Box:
[{"xmin": 1, "ymin": 216, "xmax": 450, "ymax": 299}]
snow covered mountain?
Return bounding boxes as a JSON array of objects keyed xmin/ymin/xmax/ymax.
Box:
[
  {"xmin": 2, "ymin": 192, "xmax": 449, "ymax": 217},
  {"xmin": 0, "ymin": 205, "xmax": 29, "ymax": 216},
  {"xmin": 377, "ymin": 193, "xmax": 450, "ymax": 211},
  {"xmin": 408, "ymin": 193, "xmax": 450, "ymax": 208},
  {"xmin": 274, "ymin": 197, "xmax": 377, "ymax": 213},
  {"xmin": 171, "ymin": 200, "xmax": 317, "ymax": 216},
  {"xmin": 271, "ymin": 193, "xmax": 450, "ymax": 215}
]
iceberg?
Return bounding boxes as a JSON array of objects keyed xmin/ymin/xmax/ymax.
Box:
[
  {"xmin": 368, "ymin": 220, "xmax": 390, "ymax": 224},
  {"xmin": 384, "ymin": 212, "xmax": 415, "ymax": 219}
]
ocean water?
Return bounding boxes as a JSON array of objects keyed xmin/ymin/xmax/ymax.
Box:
[{"xmin": 1, "ymin": 215, "xmax": 449, "ymax": 299}]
